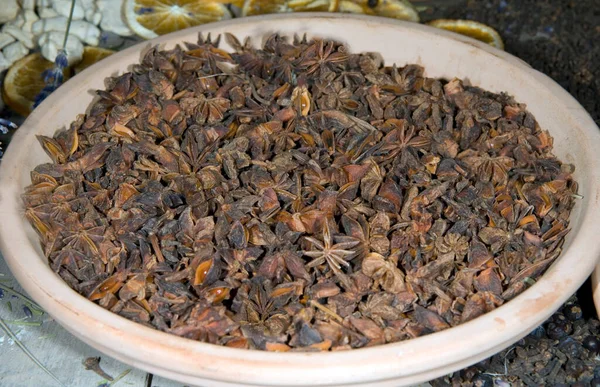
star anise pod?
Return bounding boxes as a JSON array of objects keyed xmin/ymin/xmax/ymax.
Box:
[
  {"xmin": 435, "ymin": 233, "xmax": 469, "ymax": 260},
  {"xmin": 362, "ymin": 119, "xmax": 431, "ymax": 163},
  {"xmin": 240, "ymin": 277, "xmax": 290, "ymax": 323},
  {"xmin": 296, "ymin": 39, "xmax": 349, "ymax": 76},
  {"xmin": 21, "ymin": 32, "xmax": 578, "ymax": 352},
  {"xmin": 460, "ymin": 152, "xmax": 515, "ymax": 185},
  {"xmin": 302, "ymin": 221, "xmax": 359, "ymax": 288},
  {"xmin": 316, "ymin": 78, "xmax": 358, "ymax": 111}
]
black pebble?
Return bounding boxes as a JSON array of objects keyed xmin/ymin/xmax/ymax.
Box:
[
  {"xmin": 460, "ymin": 366, "xmax": 478, "ymax": 381},
  {"xmin": 558, "ymin": 337, "xmax": 582, "ymax": 358},
  {"xmin": 564, "ymin": 304, "xmax": 583, "ymax": 321},
  {"xmin": 546, "ymin": 322, "xmax": 568, "ymax": 340},
  {"xmin": 22, "ymin": 305, "xmax": 32, "ymax": 319},
  {"xmin": 553, "ymin": 314, "xmax": 573, "ymax": 334},
  {"xmin": 583, "ymin": 336, "xmax": 600, "ymax": 353},
  {"xmin": 566, "ymin": 359, "xmax": 585, "ymax": 378},
  {"xmin": 472, "ymin": 374, "xmax": 493, "ymax": 387},
  {"xmin": 530, "ymin": 325, "xmax": 546, "ymax": 338}
]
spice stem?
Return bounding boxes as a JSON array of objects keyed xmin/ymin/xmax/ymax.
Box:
[
  {"xmin": 198, "ymin": 73, "xmax": 227, "ymax": 79},
  {"xmin": 0, "ymin": 316, "xmax": 65, "ymax": 386},
  {"xmin": 0, "ymin": 283, "xmax": 43, "ymax": 313},
  {"xmin": 2, "ymin": 320, "xmax": 42, "ymax": 326},
  {"xmin": 84, "ymin": 357, "xmax": 114, "ymax": 381},
  {"xmin": 109, "ymin": 368, "xmax": 131, "ymax": 386},
  {"xmin": 483, "ymin": 347, "xmax": 515, "ymax": 377},
  {"xmin": 62, "ymin": 0, "xmax": 76, "ymax": 50},
  {"xmin": 310, "ymin": 300, "xmax": 343, "ymax": 323}
]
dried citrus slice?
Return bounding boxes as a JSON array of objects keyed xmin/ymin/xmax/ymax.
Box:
[
  {"xmin": 212, "ymin": 0, "xmax": 245, "ymax": 18},
  {"xmin": 3, "ymin": 53, "xmax": 70, "ymax": 117},
  {"xmin": 242, "ymin": 0, "xmax": 339, "ymax": 17},
  {"xmin": 213, "ymin": 0, "xmax": 244, "ymax": 6},
  {"xmin": 73, "ymin": 47, "xmax": 116, "ymax": 74},
  {"xmin": 123, "ymin": 0, "xmax": 232, "ymax": 40},
  {"xmin": 427, "ymin": 19, "xmax": 504, "ymax": 50},
  {"xmin": 338, "ymin": 0, "xmax": 419, "ymax": 22}
]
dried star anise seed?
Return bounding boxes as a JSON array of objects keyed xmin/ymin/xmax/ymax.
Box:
[{"xmin": 22, "ymin": 33, "xmax": 578, "ymax": 352}]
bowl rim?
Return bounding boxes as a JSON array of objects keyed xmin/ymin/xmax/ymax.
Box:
[
  {"xmin": 593, "ymin": 264, "xmax": 600, "ymax": 319},
  {"xmin": 1, "ymin": 12, "xmax": 600, "ymax": 386}
]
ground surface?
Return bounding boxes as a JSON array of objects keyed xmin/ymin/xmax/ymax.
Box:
[{"xmin": 418, "ymin": 0, "xmax": 600, "ymax": 123}]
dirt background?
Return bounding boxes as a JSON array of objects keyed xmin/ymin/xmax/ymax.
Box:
[{"xmin": 417, "ymin": 0, "xmax": 600, "ymax": 123}]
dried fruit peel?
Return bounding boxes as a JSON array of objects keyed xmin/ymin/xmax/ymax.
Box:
[
  {"xmin": 3, "ymin": 53, "xmax": 70, "ymax": 117},
  {"xmin": 427, "ymin": 19, "xmax": 504, "ymax": 50},
  {"xmin": 242, "ymin": 0, "xmax": 339, "ymax": 16},
  {"xmin": 73, "ymin": 47, "xmax": 116, "ymax": 75},
  {"xmin": 123, "ymin": 0, "xmax": 232, "ymax": 39},
  {"xmin": 339, "ymin": 0, "xmax": 420, "ymax": 22}
]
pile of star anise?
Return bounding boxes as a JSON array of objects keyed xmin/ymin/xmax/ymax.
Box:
[{"xmin": 22, "ymin": 33, "xmax": 578, "ymax": 351}]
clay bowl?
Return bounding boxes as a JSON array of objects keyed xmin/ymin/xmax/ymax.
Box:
[
  {"xmin": 594, "ymin": 265, "xmax": 600, "ymax": 318},
  {"xmin": 1, "ymin": 13, "xmax": 600, "ymax": 387}
]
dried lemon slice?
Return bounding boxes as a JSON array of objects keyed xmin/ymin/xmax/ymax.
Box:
[
  {"xmin": 3, "ymin": 48, "xmax": 115, "ymax": 117},
  {"xmin": 213, "ymin": 0, "xmax": 245, "ymax": 6},
  {"xmin": 338, "ymin": 0, "xmax": 420, "ymax": 22},
  {"xmin": 73, "ymin": 47, "xmax": 115, "ymax": 75},
  {"xmin": 212, "ymin": 0, "xmax": 245, "ymax": 17},
  {"xmin": 242, "ymin": 0, "xmax": 339, "ymax": 17},
  {"xmin": 3, "ymin": 53, "xmax": 70, "ymax": 117},
  {"xmin": 427, "ymin": 19, "xmax": 504, "ymax": 50},
  {"xmin": 123, "ymin": 0, "xmax": 232, "ymax": 40}
]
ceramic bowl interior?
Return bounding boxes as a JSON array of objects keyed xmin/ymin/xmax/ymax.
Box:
[{"xmin": 1, "ymin": 13, "xmax": 599, "ymax": 387}]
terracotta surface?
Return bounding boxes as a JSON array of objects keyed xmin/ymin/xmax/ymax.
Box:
[
  {"xmin": 594, "ymin": 265, "xmax": 600, "ymax": 319},
  {"xmin": 0, "ymin": 13, "xmax": 599, "ymax": 387}
]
